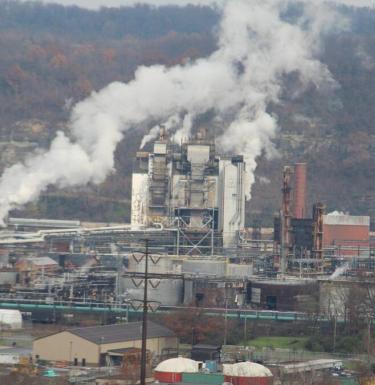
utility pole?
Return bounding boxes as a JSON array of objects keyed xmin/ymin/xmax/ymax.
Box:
[
  {"xmin": 333, "ymin": 315, "xmax": 337, "ymax": 353},
  {"xmin": 140, "ymin": 239, "xmax": 149, "ymax": 385},
  {"xmin": 126, "ymin": 243, "xmax": 162, "ymax": 384},
  {"xmin": 243, "ymin": 313, "xmax": 247, "ymax": 344},
  {"xmin": 368, "ymin": 314, "xmax": 372, "ymax": 363},
  {"xmin": 224, "ymin": 297, "xmax": 229, "ymax": 346}
]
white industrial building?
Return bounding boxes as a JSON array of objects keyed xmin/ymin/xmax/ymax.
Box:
[{"xmin": 131, "ymin": 128, "xmax": 247, "ymax": 250}]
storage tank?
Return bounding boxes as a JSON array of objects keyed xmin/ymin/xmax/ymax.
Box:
[
  {"xmin": 182, "ymin": 260, "xmax": 226, "ymax": 277},
  {"xmin": 123, "ymin": 256, "xmax": 183, "ymax": 306},
  {"xmin": 154, "ymin": 357, "xmax": 199, "ymax": 383},
  {"xmin": 0, "ymin": 309, "xmax": 22, "ymax": 329},
  {"xmin": 127, "ymin": 256, "xmax": 179, "ymax": 275},
  {"xmin": 122, "ymin": 278, "xmax": 183, "ymax": 306},
  {"xmin": 223, "ymin": 362, "xmax": 273, "ymax": 385}
]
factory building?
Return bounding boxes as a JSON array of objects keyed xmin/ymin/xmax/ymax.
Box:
[
  {"xmin": 323, "ymin": 213, "xmax": 370, "ymax": 257},
  {"xmin": 33, "ymin": 321, "xmax": 177, "ymax": 366},
  {"xmin": 273, "ymin": 162, "xmax": 373, "ymax": 273},
  {"xmin": 131, "ymin": 128, "xmax": 247, "ymax": 250},
  {"xmin": 247, "ymin": 279, "xmax": 318, "ymax": 311}
]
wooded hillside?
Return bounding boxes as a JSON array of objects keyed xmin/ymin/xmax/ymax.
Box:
[{"xmin": 0, "ymin": 1, "xmax": 374, "ymax": 227}]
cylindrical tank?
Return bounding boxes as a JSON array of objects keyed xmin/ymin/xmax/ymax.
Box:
[
  {"xmin": 127, "ymin": 256, "xmax": 178, "ymax": 275},
  {"xmin": 154, "ymin": 357, "xmax": 199, "ymax": 383},
  {"xmin": 293, "ymin": 163, "xmax": 307, "ymax": 219},
  {"xmin": 123, "ymin": 256, "xmax": 182, "ymax": 306},
  {"xmin": 121, "ymin": 278, "xmax": 183, "ymax": 306},
  {"xmin": 223, "ymin": 362, "xmax": 273, "ymax": 385}
]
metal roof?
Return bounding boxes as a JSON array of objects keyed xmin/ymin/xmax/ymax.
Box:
[
  {"xmin": 69, "ymin": 321, "xmax": 175, "ymax": 345},
  {"xmin": 192, "ymin": 344, "xmax": 221, "ymax": 350},
  {"xmin": 25, "ymin": 257, "xmax": 58, "ymax": 266},
  {"xmin": 107, "ymin": 347, "xmax": 142, "ymax": 356},
  {"xmin": 323, "ymin": 214, "xmax": 370, "ymax": 226}
]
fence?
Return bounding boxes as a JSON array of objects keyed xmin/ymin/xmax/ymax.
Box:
[{"xmin": 223, "ymin": 345, "xmax": 369, "ymax": 364}]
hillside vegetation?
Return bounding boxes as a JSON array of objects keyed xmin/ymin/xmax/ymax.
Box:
[{"xmin": 0, "ymin": 1, "xmax": 374, "ymax": 227}]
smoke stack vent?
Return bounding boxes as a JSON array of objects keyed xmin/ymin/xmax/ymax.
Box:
[{"xmin": 293, "ymin": 163, "xmax": 306, "ymax": 219}]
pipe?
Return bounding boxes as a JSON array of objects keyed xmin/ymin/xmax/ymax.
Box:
[{"xmin": 293, "ymin": 163, "xmax": 307, "ymax": 219}]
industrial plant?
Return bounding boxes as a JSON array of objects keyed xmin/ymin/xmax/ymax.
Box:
[
  {"xmin": 0, "ymin": 129, "xmax": 373, "ymax": 385},
  {"xmin": 131, "ymin": 127, "xmax": 246, "ymax": 250},
  {"xmin": 0, "ymin": 128, "xmax": 373, "ymax": 311}
]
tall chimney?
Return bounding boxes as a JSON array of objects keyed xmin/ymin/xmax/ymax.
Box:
[{"xmin": 293, "ymin": 163, "xmax": 307, "ymax": 219}]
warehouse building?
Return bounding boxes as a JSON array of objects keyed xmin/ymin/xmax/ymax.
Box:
[
  {"xmin": 323, "ymin": 213, "xmax": 370, "ymax": 257},
  {"xmin": 33, "ymin": 321, "xmax": 178, "ymax": 366}
]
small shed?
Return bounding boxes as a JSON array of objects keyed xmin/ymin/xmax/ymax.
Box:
[
  {"xmin": 16, "ymin": 257, "xmax": 59, "ymax": 284},
  {"xmin": 16, "ymin": 257, "xmax": 58, "ymax": 273},
  {"xmin": 191, "ymin": 344, "xmax": 221, "ymax": 362}
]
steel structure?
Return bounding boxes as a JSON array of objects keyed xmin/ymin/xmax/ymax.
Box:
[
  {"xmin": 280, "ymin": 166, "xmax": 293, "ymax": 274},
  {"xmin": 312, "ymin": 202, "xmax": 325, "ymax": 266},
  {"xmin": 131, "ymin": 128, "xmax": 247, "ymax": 254}
]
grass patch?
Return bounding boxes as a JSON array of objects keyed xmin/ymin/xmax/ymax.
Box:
[{"xmin": 247, "ymin": 336, "xmax": 308, "ymax": 350}]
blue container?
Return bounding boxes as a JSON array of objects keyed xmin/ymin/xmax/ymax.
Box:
[{"xmin": 205, "ymin": 360, "xmax": 218, "ymax": 373}]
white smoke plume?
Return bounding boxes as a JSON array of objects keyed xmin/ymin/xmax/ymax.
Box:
[
  {"xmin": 257, "ymin": 176, "xmax": 271, "ymax": 185},
  {"xmin": 173, "ymin": 113, "xmax": 193, "ymax": 144},
  {"xmin": 140, "ymin": 114, "xmax": 181, "ymax": 149},
  {"xmin": 327, "ymin": 210, "xmax": 347, "ymax": 216},
  {"xmin": 0, "ymin": 0, "xmax": 369, "ymax": 222}
]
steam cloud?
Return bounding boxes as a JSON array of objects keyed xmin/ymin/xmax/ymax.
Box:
[{"xmin": 0, "ymin": 0, "xmax": 368, "ymax": 223}]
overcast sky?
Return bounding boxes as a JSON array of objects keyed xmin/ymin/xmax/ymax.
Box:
[
  {"xmin": 18, "ymin": 0, "xmax": 224, "ymax": 8},
  {"xmin": 15, "ymin": 0, "xmax": 375, "ymax": 10}
]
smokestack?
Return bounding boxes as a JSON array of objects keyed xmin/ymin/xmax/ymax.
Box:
[{"xmin": 293, "ymin": 163, "xmax": 307, "ymax": 219}]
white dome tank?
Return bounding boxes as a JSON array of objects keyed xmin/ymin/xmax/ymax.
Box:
[
  {"xmin": 155, "ymin": 357, "xmax": 199, "ymax": 373},
  {"xmin": 223, "ymin": 362, "xmax": 273, "ymax": 385},
  {"xmin": 154, "ymin": 357, "xmax": 199, "ymax": 383}
]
